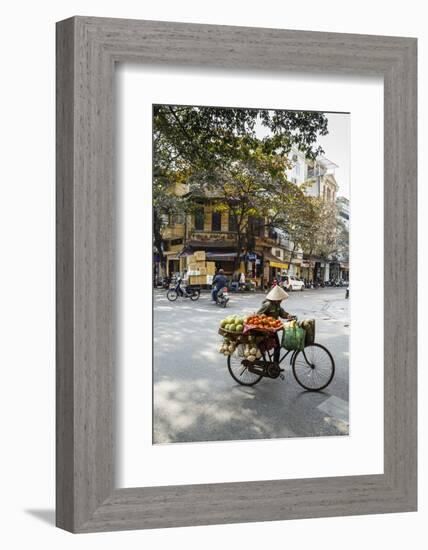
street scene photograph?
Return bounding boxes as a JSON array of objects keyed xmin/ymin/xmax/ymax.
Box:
[{"xmin": 153, "ymin": 104, "xmax": 350, "ymax": 444}]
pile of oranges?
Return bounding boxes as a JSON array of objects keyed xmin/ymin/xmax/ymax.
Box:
[{"xmin": 245, "ymin": 314, "xmax": 283, "ymax": 332}]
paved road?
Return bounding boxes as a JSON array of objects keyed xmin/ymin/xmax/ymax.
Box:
[{"xmin": 153, "ymin": 287, "xmax": 349, "ymax": 444}]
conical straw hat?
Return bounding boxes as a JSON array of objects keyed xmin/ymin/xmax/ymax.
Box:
[{"xmin": 266, "ymin": 285, "xmax": 289, "ymax": 301}]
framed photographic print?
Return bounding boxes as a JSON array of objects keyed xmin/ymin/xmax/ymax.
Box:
[{"xmin": 56, "ymin": 17, "xmax": 417, "ymax": 532}]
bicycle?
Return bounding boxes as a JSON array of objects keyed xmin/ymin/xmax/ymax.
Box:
[{"xmin": 226, "ymin": 320, "xmax": 335, "ymax": 391}]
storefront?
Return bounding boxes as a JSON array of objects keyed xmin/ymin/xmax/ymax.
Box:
[
  {"xmin": 263, "ymin": 252, "xmax": 289, "ymax": 284},
  {"xmin": 164, "ymin": 250, "xmax": 183, "ymax": 277},
  {"xmin": 178, "ymin": 240, "xmax": 239, "ymax": 277},
  {"xmin": 289, "ymin": 259, "xmax": 302, "ymax": 278},
  {"xmin": 314, "ymin": 261, "xmax": 326, "ymax": 281},
  {"xmin": 245, "ymin": 252, "xmax": 263, "ymax": 286},
  {"xmin": 340, "ymin": 262, "xmax": 350, "ymax": 281},
  {"xmin": 328, "ymin": 260, "xmax": 340, "ymax": 281},
  {"xmin": 300, "ymin": 260, "xmax": 315, "ymax": 282},
  {"xmin": 205, "ymin": 251, "xmax": 238, "ymax": 276}
]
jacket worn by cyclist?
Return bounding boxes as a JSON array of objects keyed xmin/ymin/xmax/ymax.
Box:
[
  {"xmin": 213, "ymin": 274, "xmax": 228, "ymax": 290},
  {"xmin": 257, "ymin": 300, "xmax": 289, "ymax": 320}
]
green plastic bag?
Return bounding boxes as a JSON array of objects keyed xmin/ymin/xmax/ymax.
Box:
[{"xmin": 282, "ymin": 322, "xmax": 306, "ymax": 350}]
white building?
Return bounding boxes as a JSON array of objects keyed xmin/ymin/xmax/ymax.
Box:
[
  {"xmin": 336, "ymin": 196, "xmax": 350, "ymax": 229},
  {"xmin": 270, "ymin": 147, "xmax": 341, "ymax": 281}
]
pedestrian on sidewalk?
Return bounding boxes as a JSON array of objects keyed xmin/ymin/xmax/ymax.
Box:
[{"xmin": 239, "ymin": 271, "xmax": 246, "ymax": 290}]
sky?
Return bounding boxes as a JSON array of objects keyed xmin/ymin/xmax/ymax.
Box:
[
  {"xmin": 318, "ymin": 113, "xmax": 350, "ymax": 200},
  {"xmin": 254, "ymin": 110, "xmax": 350, "ymax": 200}
]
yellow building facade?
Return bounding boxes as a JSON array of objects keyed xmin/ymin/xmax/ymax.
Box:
[{"xmin": 160, "ymin": 201, "xmax": 277, "ymax": 288}]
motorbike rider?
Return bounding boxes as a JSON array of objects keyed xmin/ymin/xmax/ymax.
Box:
[
  {"xmin": 212, "ymin": 269, "xmax": 228, "ymax": 302},
  {"xmin": 175, "ymin": 276, "xmax": 185, "ymax": 296}
]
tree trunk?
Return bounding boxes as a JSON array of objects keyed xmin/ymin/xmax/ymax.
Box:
[
  {"xmin": 288, "ymin": 241, "xmax": 297, "ymax": 267},
  {"xmin": 153, "ymin": 211, "xmax": 167, "ymax": 278},
  {"xmin": 307, "ymin": 246, "xmax": 314, "ymax": 282},
  {"xmin": 233, "ymin": 231, "xmax": 243, "ymax": 273}
]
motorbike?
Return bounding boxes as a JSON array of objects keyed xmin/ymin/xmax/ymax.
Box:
[
  {"xmin": 166, "ymin": 278, "xmax": 200, "ymax": 302},
  {"xmin": 214, "ymin": 286, "xmax": 229, "ymax": 308},
  {"xmin": 161, "ymin": 276, "xmax": 171, "ymax": 289}
]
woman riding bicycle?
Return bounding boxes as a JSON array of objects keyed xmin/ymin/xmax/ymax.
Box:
[
  {"xmin": 257, "ymin": 285, "xmax": 295, "ymax": 361},
  {"xmin": 257, "ymin": 285, "xmax": 295, "ymax": 320},
  {"xmin": 227, "ymin": 283, "xmax": 335, "ymax": 390}
]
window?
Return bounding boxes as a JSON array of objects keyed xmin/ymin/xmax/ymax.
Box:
[
  {"xmin": 251, "ymin": 217, "xmax": 265, "ymax": 237},
  {"xmin": 268, "ymin": 228, "xmax": 277, "ymax": 240},
  {"xmin": 194, "ymin": 207, "xmax": 204, "ymax": 231},
  {"xmin": 295, "ymin": 163, "xmax": 300, "ymax": 176},
  {"xmin": 248, "ymin": 216, "xmax": 264, "ymax": 237},
  {"xmin": 275, "ymin": 249, "xmax": 281, "ymax": 258},
  {"xmin": 228, "ymin": 211, "xmax": 238, "ymax": 232},
  {"xmin": 212, "ymin": 211, "xmax": 222, "ymax": 231},
  {"xmin": 172, "ymin": 213, "xmax": 184, "ymax": 224}
]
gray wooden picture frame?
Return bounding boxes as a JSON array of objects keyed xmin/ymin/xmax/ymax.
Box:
[{"xmin": 56, "ymin": 16, "xmax": 417, "ymax": 533}]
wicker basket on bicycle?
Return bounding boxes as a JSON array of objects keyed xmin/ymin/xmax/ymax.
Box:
[
  {"xmin": 243, "ymin": 315, "xmax": 284, "ymax": 351},
  {"xmin": 218, "ymin": 327, "xmax": 249, "ymax": 342}
]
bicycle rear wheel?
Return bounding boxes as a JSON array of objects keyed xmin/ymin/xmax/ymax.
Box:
[
  {"xmin": 292, "ymin": 343, "xmax": 335, "ymax": 391},
  {"xmin": 227, "ymin": 352, "xmax": 263, "ymax": 386}
]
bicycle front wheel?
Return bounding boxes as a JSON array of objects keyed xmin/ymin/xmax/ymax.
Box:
[{"xmin": 292, "ymin": 343, "xmax": 335, "ymax": 391}]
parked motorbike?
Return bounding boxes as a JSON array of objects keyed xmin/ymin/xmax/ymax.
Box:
[
  {"xmin": 161, "ymin": 276, "xmax": 171, "ymax": 289},
  {"xmin": 166, "ymin": 278, "xmax": 200, "ymax": 302}
]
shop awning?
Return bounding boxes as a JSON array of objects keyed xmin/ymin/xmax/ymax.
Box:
[
  {"xmin": 263, "ymin": 252, "xmax": 289, "ymax": 270},
  {"xmin": 206, "ymin": 251, "xmax": 237, "ymax": 261},
  {"xmin": 164, "ymin": 252, "xmax": 180, "ymax": 260},
  {"xmin": 270, "ymin": 261, "xmax": 289, "ymax": 269},
  {"xmin": 178, "ymin": 240, "xmax": 237, "ymax": 258}
]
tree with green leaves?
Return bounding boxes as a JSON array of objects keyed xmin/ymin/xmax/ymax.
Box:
[
  {"xmin": 335, "ymin": 216, "xmax": 349, "ymax": 263},
  {"xmin": 295, "ymin": 198, "xmax": 340, "ymax": 278},
  {"xmin": 153, "ymin": 105, "xmax": 329, "ymax": 271},
  {"xmin": 194, "ymin": 141, "xmax": 295, "ymax": 270}
]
